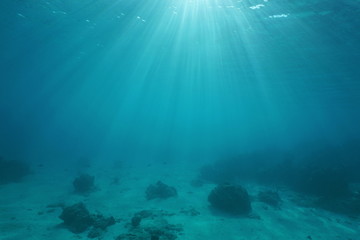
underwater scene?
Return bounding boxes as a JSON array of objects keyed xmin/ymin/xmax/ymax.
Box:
[{"xmin": 0, "ymin": 0, "xmax": 360, "ymax": 239}]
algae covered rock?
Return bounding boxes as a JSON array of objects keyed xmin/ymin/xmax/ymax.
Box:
[
  {"xmin": 208, "ymin": 183, "xmax": 251, "ymax": 215},
  {"xmin": 59, "ymin": 202, "xmax": 94, "ymax": 233},
  {"xmin": 92, "ymin": 214, "xmax": 116, "ymax": 230},
  {"xmin": 59, "ymin": 202, "xmax": 115, "ymax": 235},
  {"xmin": 146, "ymin": 181, "xmax": 177, "ymax": 200}
]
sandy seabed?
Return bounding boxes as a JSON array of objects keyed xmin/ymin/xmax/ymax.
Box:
[{"xmin": 0, "ymin": 160, "xmax": 359, "ymax": 240}]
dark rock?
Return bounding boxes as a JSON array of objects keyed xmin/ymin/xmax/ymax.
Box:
[
  {"xmin": 258, "ymin": 191, "xmax": 281, "ymax": 207},
  {"xmin": 73, "ymin": 174, "xmax": 95, "ymax": 194},
  {"xmin": 59, "ymin": 202, "xmax": 94, "ymax": 233},
  {"xmin": 88, "ymin": 227, "xmax": 103, "ymax": 239},
  {"xmin": 151, "ymin": 235, "xmax": 160, "ymax": 240},
  {"xmin": 116, "ymin": 213, "xmax": 182, "ymax": 240},
  {"xmin": 131, "ymin": 216, "xmax": 141, "ymax": 227},
  {"xmin": 145, "ymin": 227, "xmax": 164, "ymax": 238},
  {"xmin": 144, "ymin": 221, "xmax": 181, "ymax": 240},
  {"xmin": 92, "ymin": 214, "xmax": 115, "ymax": 230},
  {"xmin": 208, "ymin": 183, "xmax": 251, "ymax": 215},
  {"xmin": 145, "ymin": 181, "xmax": 177, "ymax": 200},
  {"xmin": 0, "ymin": 158, "xmax": 30, "ymax": 184},
  {"xmin": 59, "ymin": 202, "xmax": 115, "ymax": 234}
]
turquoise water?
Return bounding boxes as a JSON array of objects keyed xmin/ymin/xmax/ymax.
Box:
[
  {"xmin": 0, "ymin": 0, "xmax": 359, "ymax": 160},
  {"xmin": 1, "ymin": 1, "xmax": 360, "ymax": 239}
]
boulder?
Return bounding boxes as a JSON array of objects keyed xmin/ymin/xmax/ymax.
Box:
[
  {"xmin": 131, "ymin": 215, "xmax": 142, "ymax": 227},
  {"xmin": 59, "ymin": 202, "xmax": 93, "ymax": 233},
  {"xmin": 208, "ymin": 183, "xmax": 251, "ymax": 215},
  {"xmin": 146, "ymin": 181, "xmax": 177, "ymax": 200}
]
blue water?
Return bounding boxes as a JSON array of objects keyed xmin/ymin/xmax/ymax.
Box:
[
  {"xmin": 1, "ymin": 0, "xmax": 359, "ymax": 162},
  {"xmin": 1, "ymin": 1, "xmax": 360, "ymax": 239}
]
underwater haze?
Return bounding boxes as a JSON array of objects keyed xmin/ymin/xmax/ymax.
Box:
[
  {"xmin": 1, "ymin": 0, "xmax": 359, "ymax": 161},
  {"xmin": 0, "ymin": 0, "xmax": 360, "ymax": 240}
]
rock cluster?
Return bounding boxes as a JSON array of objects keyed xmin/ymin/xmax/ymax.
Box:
[
  {"xmin": 117, "ymin": 210, "xmax": 183, "ymax": 240},
  {"xmin": 59, "ymin": 202, "xmax": 115, "ymax": 238}
]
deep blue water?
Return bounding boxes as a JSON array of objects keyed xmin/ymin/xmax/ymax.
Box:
[
  {"xmin": 1, "ymin": 1, "xmax": 360, "ymax": 239},
  {"xmin": 0, "ymin": 0, "xmax": 359, "ymax": 162}
]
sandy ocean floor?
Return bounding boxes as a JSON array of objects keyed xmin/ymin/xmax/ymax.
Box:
[{"xmin": 0, "ymin": 159, "xmax": 359, "ymax": 240}]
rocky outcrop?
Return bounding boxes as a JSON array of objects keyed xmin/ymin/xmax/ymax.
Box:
[{"xmin": 208, "ymin": 183, "xmax": 251, "ymax": 215}]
